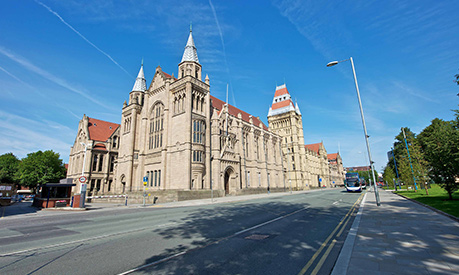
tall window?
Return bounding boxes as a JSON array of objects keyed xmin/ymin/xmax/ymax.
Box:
[
  {"xmin": 149, "ymin": 103, "xmax": 164, "ymax": 150},
  {"xmin": 112, "ymin": 136, "xmax": 118, "ymax": 148},
  {"xmin": 92, "ymin": 155, "xmax": 98, "ymax": 171},
  {"xmin": 193, "ymin": 120, "xmax": 205, "ymax": 144},
  {"xmin": 110, "ymin": 155, "xmax": 115, "ymax": 172},
  {"xmin": 98, "ymin": 155, "xmax": 104, "ymax": 172},
  {"xmin": 192, "ymin": 151, "xmax": 203, "ymax": 162}
]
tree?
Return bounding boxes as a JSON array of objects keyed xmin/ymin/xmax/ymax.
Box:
[
  {"xmin": 0, "ymin": 153, "xmax": 20, "ymax": 184},
  {"xmin": 418, "ymin": 118, "xmax": 459, "ymax": 199},
  {"xmin": 17, "ymin": 150, "xmax": 66, "ymax": 191},
  {"xmin": 357, "ymin": 170, "xmax": 379, "ymax": 185},
  {"xmin": 382, "ymin": 165, "xmax": 396, "ymax": 188}
]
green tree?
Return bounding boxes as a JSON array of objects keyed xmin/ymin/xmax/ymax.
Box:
[
  {"xmin": 17, "ymin": 150, "xmax": 66, "ymax": 190},
  {"xmin": 390, "ymin": 127, "xmax": 429, "ymax": 191},
  {"xmin": 0, "ymin": 153, "xmax": 20, "ymax": 184},
  {"xmin": 418, "ymin": 118, "xmax": 459, "ymax": 199},
  {"xmin": 382, "ymin": 165, "xmax": 396, "ymax": 189},
  {"xmin": 356, "ymin": 170, "xmax": 379, "ymax": 185}
]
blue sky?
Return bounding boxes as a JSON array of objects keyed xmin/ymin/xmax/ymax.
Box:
[{"xmin": 1, "ymin": 0, "xmax": 458, "ymax": 173}]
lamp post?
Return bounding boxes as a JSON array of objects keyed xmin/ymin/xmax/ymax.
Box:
[
  {"xmin": 80, "ymin": 142, "xmax": 89, "ymax": 208},
  {"xmin": 327, "ymin": 57, "xmax": 380, "ymax": 206}
]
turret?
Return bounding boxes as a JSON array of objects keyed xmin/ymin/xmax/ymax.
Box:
[{"xmin": 178, "ymin": 26, "xmax": 202, "ymax": 80}]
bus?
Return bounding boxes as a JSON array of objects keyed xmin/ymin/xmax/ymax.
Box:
[{"xmin": 345, "ymin": 172, "xmax": 362, "ymax": 192}]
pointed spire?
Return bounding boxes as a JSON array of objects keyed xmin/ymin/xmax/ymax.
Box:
[
  {"xmin": 181, "ymin": 28, "xmax": 199, "ymax": 63},
  {"xmin": 132, "ymin": 62, "xmax": 147, "ymax": 92}
]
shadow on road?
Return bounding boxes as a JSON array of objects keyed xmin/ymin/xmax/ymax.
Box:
[
  {"xmin": 1, "ymin": 201, "xmax": 41, "ymax": 218},
  {"xmin": 137, "ymin": 194, "xmax": 356, "ymax": 274}
]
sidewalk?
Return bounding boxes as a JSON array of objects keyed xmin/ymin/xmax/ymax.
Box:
[{"xmin": 333, "ymin": 189, "xmax": 459, "ymax": 274}]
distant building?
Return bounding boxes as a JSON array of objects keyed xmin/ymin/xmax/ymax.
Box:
[
  {"xmin": 345, "ymin": 166, "xmax": 371, "ymax": 172},
  {"xmin": 328, "ymin": 153, "xmax": 345, "ymax": 186},
  {"xmin": 267, "ymin": 84, "xmax": 345, "ymax": 189}
]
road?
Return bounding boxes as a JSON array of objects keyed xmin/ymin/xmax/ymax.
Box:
[{"xmin": 0, "ymin": 189, "xmax": 363, "ymax": 274}]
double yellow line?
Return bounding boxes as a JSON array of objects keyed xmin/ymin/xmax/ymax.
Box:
[{"xmin": 298, "ymin": 193, "xmax": 364, "ymax": 275}]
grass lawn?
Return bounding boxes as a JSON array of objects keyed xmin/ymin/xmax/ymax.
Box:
[{"xmin": 394, "ymin": 184, "xmax": 459, "ymax": 218}]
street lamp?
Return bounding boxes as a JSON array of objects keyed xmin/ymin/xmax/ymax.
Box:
[
  {"xmin": 80, "ymin": 142, "xmax": 89, "ymax": 208},
  {"xmin": 327, "ymin": 57, "xmax": 380, "ymax": 206}
]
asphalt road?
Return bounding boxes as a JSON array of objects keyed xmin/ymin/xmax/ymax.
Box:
[{"xmin": 0, "ymin": 189, "xmax": 363, "ymax": 275}]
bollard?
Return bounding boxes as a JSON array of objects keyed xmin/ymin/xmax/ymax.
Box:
[{"xmin": 125, "ymin": 195, "xmax": 128, "ymax": 206}]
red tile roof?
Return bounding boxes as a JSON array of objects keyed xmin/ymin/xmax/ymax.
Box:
[
  {"xmin": 328, "ymin": 153, "xmax": 338, "ymax": 160},
  {"xmin": 211, "ymin": 95, "xmax": 268, "ymax": 131},
  {"xmin": 93, "ymin": 143, "xmax": 107, "ymax": 151},
  {"xmin": 88, "ymin": 117, "xmax": 120, "ymax": 142},
  {"xmin": 271, "ymin": 99, "xmax": 294, "ymax": 110},
  {"xmin": 274, "ymin": 87, "xmax": 289, "ymax": 97},
  {"xmin": 305, "ymin": 142, "xmax": 322, "ymax": 154}
]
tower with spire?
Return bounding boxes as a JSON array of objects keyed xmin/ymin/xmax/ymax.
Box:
[{"xmin": 115, "ymin": 27, "xmax": 211, "ymax": 194}]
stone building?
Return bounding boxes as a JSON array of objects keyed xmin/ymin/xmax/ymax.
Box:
[
  {"xmin": 67, "ymin": 115, "xmax": 120, "ymax": 196},
  {"xmin": 267, "ymin": 84, "xmax": 344, "ymax": 189},
  {"xmin": 327, "ymin": 153, "xmax": 345, "ymax": 186},
  {"xmin": 67, "ymin": 29, "xmax": 345, "ymax": 201},
  {"xmin": 69, "ymin": 29, "xmax": 284, "ymax": 202}
]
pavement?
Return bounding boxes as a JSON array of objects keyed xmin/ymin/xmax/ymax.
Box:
[
  {"xmin": 3, "ymin": 188, "xmax": 459, "ymax": 274},
  {"xmin": 332, "ymin": 189, "xmax": 459, "ymax": 275}
]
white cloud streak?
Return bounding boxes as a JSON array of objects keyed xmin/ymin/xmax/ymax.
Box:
[
  {"xmin": 0, "ymin": 46, "xmax": 113, "ymax": 111},
  {"xmin": 208, "ymin": 0, "xmax": 237, "ymax": 107},
  {"xmin": 34, "ymin": 0, "xmax": 133, "ymax": 79}
]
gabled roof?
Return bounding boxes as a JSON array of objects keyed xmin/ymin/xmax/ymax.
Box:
[
  {"xmin": 211, "ymin": 95, "xmax": 268, "ymax": 131},
  {"xmin": 305, "ymin": 142, "xmax": 323, "ymax": 154},
  {"xmin": 88, "ymin": 117, "xmax": 120, "ymax": 142}
]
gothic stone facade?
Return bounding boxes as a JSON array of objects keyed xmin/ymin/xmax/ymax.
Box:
[
  {"xmin": 68, "ymin": 30, "xmax": 284, "ymax": 201},
  {"xmin": 67, "ymin": 30, "xmax": 344, "ymax": 200},
  {"xmin": 267, "ymin": 84, "xmax": 345, "ymax": 190}
]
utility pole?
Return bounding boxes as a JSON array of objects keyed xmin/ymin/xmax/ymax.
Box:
[
  {"xmin": 391, "ymin": 147, "xmax": 400, "ymax": 191},
  {"xmin": 402, "ymin": 128, "xmax": 418, "ymax": 191}
]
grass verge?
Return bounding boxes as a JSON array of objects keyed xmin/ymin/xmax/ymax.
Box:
[{"xmin": 394, "ymin": 184, "xmax": 459, "ymax": 218}]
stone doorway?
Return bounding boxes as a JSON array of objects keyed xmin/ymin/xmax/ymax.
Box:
[{"xmin": 223, "ymin": 166, "xmax": 235, "ymax": 195}]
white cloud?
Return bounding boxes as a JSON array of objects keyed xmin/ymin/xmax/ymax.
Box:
[
  {"xmin": 0, "ymin": 110, "xmax": 73, "ymax": 161},
  {"xmin": 0, "ymin": 46, "xmax": 115, "ymax": 111}
]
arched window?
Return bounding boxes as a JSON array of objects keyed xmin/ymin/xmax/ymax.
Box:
[{"xmin": 149, "ymin": 103, "xmax": 164, "ymax": 150}]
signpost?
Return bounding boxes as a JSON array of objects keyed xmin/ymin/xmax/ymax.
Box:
[
  {"xmin": 143, "ymin": 176, "xmax": 148, "ymax": 206},
  {"xmin": 79, "ymin": 176, "xmax": 87, "ymax": 208}
]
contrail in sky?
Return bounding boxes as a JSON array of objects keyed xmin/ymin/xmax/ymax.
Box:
[
  {"xmin": 34, "ymin": 0, "xmax": 133, "ymax": 79},
  {"xmin": 208, "ymin": 0, "xmax": 237, "ymax": 107},
  {"xmin": 0, "ymin": 46, "xmax": 113, "ymax": 111},
  {"xmin": 0, "ymin": 65, "xmax": 82, "ymax": 119}
]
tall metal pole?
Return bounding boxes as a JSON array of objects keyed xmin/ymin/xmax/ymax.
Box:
[
  {"xmin": 402, "ymin": 128, "xmax": 418, "ymax": 191},
  {"xmin": 391, "ymin": 147, "xmax": 400, "ymax": 190},
  {"xmin": 80, "ymin": 143, "xmax": 88, "ymax": 208},
  {"xmin": 349, "ymin": 57, "xmax": 380, "ymax": 206}
]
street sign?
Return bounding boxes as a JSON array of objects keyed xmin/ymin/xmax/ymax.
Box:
[
  {"xmin": 79, "ymin": 176, "xmax": 87, "ymax": 183},
  {"xmin": 81, "ymin": 183, "xmax": 87, "ymax": 192}
]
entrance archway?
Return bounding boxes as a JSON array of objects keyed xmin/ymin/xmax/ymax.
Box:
[
  {"xmin": 224, "ymin": 170, "xmax": 230, "ymax": 195},
  {"xmin": 223, "ymin": 167, "xmax": 235, "ymax": 195}
]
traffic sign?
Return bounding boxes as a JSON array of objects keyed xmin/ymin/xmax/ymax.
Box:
[{"xmin": 79, "ymin": 176, "xmax": 87, "ymax": 183}]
